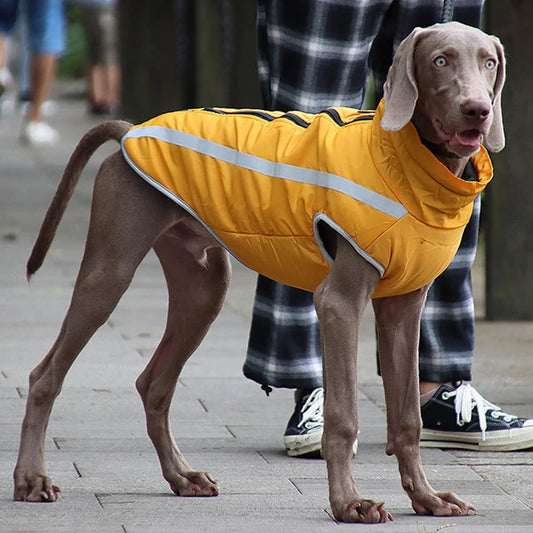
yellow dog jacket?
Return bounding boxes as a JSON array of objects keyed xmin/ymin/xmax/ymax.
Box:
[{"xmin": 121, "ymin": 100, "xmax": 492, "ymax": 298}]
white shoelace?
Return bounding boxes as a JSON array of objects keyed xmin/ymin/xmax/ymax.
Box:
[
  {"xmin": 442, "ymin": 382, "xmax": 517, "ymax": 440},
  {"xmin": 297, "ymin": 387, "xmax": 324, "ymax": 430}
]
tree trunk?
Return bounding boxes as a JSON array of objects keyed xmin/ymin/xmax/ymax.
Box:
[
  {"xmin": 118, "ymin": 1, "xmax": 260, "ymax": 122},
  {"xmin": 484, "ymin": 1, "xmax": 533, "ymax": 320}
]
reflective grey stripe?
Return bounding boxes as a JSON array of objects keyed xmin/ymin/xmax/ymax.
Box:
[
  {"xmin": 120, "ymin": 133, "xmax": 242, "ymax": 263},
  {"xmin": 122, "ymin": 125, "xmax": 408, "ymax": 219}
]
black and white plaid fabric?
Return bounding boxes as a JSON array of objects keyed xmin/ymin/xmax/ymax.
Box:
[{"xmin": 243, "ymin": 0, "xmax": 485, "ymax": 391}]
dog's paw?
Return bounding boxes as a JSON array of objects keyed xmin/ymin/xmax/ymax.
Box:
[
  {"xmin": 13, "ymin": 471, "xmax": 60, "ymax": 503},
  {"xmin": 411, "ymin": 491, "xmax": 476, "ymax": 517},
  {"xmin": 170, "ymin": 471, "xmax": 218, "ymax": 497},
  {"xmin": 337, "ymin": 499, "xmax": 393, "ymax": 523}
]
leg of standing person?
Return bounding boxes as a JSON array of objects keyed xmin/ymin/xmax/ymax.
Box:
[
  {"xmin": 371, "ymin": 0, "xmax": 533, "ymax": 451},
  {"xmin": 244, "ymin": 0, "xmax": 395, "ymax": 456},
  {"xmin": 0, "ymin": 34, "xmax": 13, "ymax": 96},
  {"xmin": 81, "ymin": 1, "xmax": 120, "ymax": 115},
  {"xmin": 244, "ymin": 0, "xmax": 533, "ymax": 456},
  {"xmin": 0, "ymin": 0, "xmax": 18, "ymax": 98},
  {"xmin": 20, "ymin": 0, "xmax": 65, "ymax": 146}
]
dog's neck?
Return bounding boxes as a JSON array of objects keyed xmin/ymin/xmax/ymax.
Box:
[{"xmin": 421, "ymin": 139, "xmax": 471, "ymax": 178}]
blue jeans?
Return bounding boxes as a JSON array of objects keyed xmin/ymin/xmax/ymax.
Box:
[{"xmin": 0, "ymin": 0, "xmax": 65, "ymax": 54}]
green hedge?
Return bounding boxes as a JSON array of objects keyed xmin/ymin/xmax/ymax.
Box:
[{"xmin": 58, "ymin": 5, "xmax": 87, "ymax": 79}]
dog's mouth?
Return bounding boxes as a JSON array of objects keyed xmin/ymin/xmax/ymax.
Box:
[{"xmin": 433, "ymin": 118, "xmax": 484, "ymax": 153}]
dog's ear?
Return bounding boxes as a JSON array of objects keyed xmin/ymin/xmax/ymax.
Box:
[
  {"xmin": 381, "ymin": 27, "xmax": 426, "ymax": 131},
  {"xmin": 484, "ymin": 35, "xmax": 506, "ymax": 152}
]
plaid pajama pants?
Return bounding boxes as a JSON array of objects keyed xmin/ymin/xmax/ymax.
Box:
[{"xmin": 243, "ymin": 0, "xmax": 485, "ymax": 391}]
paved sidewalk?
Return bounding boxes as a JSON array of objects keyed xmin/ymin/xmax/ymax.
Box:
[{"xmin": 1, "ymin": 84, "xmax": 532, "ymax": 532}]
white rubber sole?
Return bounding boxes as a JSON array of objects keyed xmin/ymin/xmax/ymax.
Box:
[
  {"xmin": 420, "ymin": 427, "xmax": 533, "ymax": 451},
  {"xmin": 284, "ymin": 432, "xmax": 358, "ymax": 457}
]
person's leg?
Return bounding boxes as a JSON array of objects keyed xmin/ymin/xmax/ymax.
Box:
[
  {"xmin": 0, "ymin": 33, "xmax": 13, "ymax": 97},
  {"xmin": 244, "ymin": 276, "xmax": 322, "ymax": 391},
  {"xmin": 98, "ymin": 4, "xmax": 120, "ymax": 112},
  {"xmin": 0, "ymin": 33, "xmax": 8, "ymax": 70},
  {"xmin": 418, "ymin": 196, "xmax": 480, "ymax": 386},
  {"xmin": 0, "ymin": 0, "xmax": 19, "ymax": 96},
  {"xmin": 82, "ymin": 3, "xmax": 120, "ymax": 114},
  {"xmin": 379, "ymin": 0, "xmax": 532, "ymax": 451},
  {"xmin": 397, "ymin": 0, "xmax": 483, "ymax": 395},
  {"xmin": 21, "ymin": 0, "xmax": 65, "ymax": 145},
  {"xmin": 373, "ymin": 1, "xmax": 482, "ymax": 381},
  {"xmin": 0, "ymin": 0, "xmax": 18, "ymax": 49},
  {"xmin": 247, "ymin": 0, "xmax": 392, "ymax": 456},
  {"xmin": 27, "ymin": 53, "xmax": 56, "ymax": 122}
]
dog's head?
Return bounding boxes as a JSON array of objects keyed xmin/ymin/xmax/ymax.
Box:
[{"xmin": 381, "ymin": 22, "xmax": 506, "ymax": 156}]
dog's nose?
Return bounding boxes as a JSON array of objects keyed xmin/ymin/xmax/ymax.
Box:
[{"xmin": 461, "ymin": 99, "xmax": 491, "ymax": 122}]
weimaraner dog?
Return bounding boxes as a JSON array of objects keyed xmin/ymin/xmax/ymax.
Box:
[{"xmin": 14, "ymin": 22, "xmax": 505, "ymax": 523}]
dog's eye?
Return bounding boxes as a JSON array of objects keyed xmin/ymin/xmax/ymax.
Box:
[
  {"xmin": 434, "ymin": 56, "xmax": 448, "ymax": 67},
  {"xmin": 485, "ymin": 58, "xmax": 497, "ymax": 70}
]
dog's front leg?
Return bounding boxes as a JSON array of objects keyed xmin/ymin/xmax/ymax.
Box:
[
  {"xmin": 373, "ymin": 290, "xmax": 475, "ymax": 517},
  {"xmin": 314, "ymin": 236, "xmax": 390, "ymax": 523}
]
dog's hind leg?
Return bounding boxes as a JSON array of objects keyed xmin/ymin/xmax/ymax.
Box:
[
  {"xmin": 14, "ymin": 154, "xmax": 176, "ymax": 502},
  {"xmin": 135, "ymin": 226, "xmax": 231, "ymax": 497}
]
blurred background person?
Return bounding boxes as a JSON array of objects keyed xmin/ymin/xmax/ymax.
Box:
[
  {"xmin": 74, "ymin": 0, "xmax": 120, "ymax": 115},
  {"xmin": 0, "ymin": 0, "xmax": 65, "ymax": 145}
]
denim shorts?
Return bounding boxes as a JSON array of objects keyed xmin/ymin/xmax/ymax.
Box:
[{"xmin": 0, "ymin": 0, "xmax": 65, "ymax": 54}]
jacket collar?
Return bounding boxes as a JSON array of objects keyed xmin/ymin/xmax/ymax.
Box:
[{"xmin": 370, "ymin": 99, "xmax": 493, "ymax": 228}]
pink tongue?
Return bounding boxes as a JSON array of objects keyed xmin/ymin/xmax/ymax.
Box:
[{"xmin": 455, "ymin": 130, "xmax": 482, "ymax": 147}]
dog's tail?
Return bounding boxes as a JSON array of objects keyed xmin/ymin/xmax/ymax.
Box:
[{"xmin": 27, "ymin": 120, "xmax": 132, "ymax": 280}]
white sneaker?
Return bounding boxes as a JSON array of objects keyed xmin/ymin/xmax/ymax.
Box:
[
  {"xmin": 21, "ymin": 120, "xmax": 59, "ymax": 146},
  {"xmin": 420, "ymin": 381, "xmax": 533, "ymax": 451},
  {"xmin": 284, "ymin": 387, "xmax": 359, "ymax": 457}
]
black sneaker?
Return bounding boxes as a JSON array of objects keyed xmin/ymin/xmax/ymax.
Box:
[
  {"xmin": 283, "ymin": 388, "xmax": 358, "ymax": 457},
  {"xmin": 421, "ymin": 381, "xmax": 533, "ymax": 451}
]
